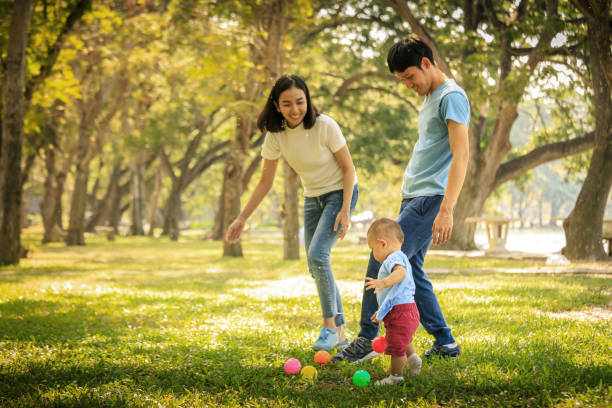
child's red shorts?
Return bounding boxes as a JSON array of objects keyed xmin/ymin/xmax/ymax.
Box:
[{"xmin": 382, "ymin": 302, "xmax": 420, "ymax": 356}]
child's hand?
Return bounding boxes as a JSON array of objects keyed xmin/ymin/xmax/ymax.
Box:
[
  {"xmin": 365, "ymin": 277, "xmax": 386, "ymax": 293},
  {"xmin": 370, "ymin": 311, "xmax": 379, "ymax": 323}
]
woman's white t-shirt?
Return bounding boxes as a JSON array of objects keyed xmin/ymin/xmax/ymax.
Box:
[{"xmin": 261, "ymin": 114, "xmax": 356, "ymax": 197}]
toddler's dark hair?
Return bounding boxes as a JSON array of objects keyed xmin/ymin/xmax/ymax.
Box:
[{"xmin": 367, "ymin": 217, "xmax": 404, "ymax": 244}]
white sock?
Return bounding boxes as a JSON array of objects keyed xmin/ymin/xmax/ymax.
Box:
[
  {"xmin": 391, "ymin": 375, "xmax": 404, "ymax": 381},
  {"xmin": 442, "ymin": 343, "xmax": 457, "ymax": 349},
  {"xmin": 407, "ymin": 353, "xmax": 421, "ymax": 363}
]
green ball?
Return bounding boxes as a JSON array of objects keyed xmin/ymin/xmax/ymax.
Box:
[{"xmin": 352, "ymin": 370, "xmax": 371, "ymax": 387}]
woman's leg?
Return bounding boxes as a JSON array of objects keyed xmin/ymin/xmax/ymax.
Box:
[{"xmin": 306, "ymin": 186, "xmax": 357, "ymax": 344}]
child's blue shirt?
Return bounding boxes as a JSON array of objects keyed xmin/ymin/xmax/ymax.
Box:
[{"xmin": 376, "ymin": 250, "xmax": 415, "ymax": 320}]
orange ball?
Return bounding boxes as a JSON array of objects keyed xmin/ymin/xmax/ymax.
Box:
[{"xmin": 314, "ymin": 350, "xmax": 331, "ymax": 366}]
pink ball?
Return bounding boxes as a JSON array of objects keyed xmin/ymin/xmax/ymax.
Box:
[
  {"xmin": 372, "ymin": 336, "xmax": 387, "ymax": 353},
  {"xmin": 284, "ymin": 358, "xmax": 301, "ymax": 374}
]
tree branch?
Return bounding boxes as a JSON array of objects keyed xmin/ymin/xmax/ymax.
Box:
[
  {"xmin": 483, "ymin": 0, "xmax": 505, "ymax": 29},
  {"xmin": 493, "ymin": 131, "xmax": 596, "ymax": 190},
  {"xmin": 25, "ymin": 0, "xmax": 92, "ymax": 104},
  {"xmin": 333, "ymin": 71, "xmax": 397, "ymax": 97},
  {"xmin": 382, "ymin": 0, "xmax": 454, "ymax": 78},
  {"xmin": 159, "ymin": 149, "xmax": 176, "ymax": 183},
  {"xmin": 336, "ymin": 86, "xmax": 418, "ymax": 112}
]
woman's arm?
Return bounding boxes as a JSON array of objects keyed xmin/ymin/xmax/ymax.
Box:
[
  {"xmin": 332, "ymin": 145, "xmax": 356, "ymax": 239},
  {"xmin": 225, "ymin": 158, "xmax": 279, "ymax": 243}
]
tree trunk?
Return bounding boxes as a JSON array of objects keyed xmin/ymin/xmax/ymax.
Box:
[
  {"xmin": 109, "ymin": 184, "xmax": 124, "ymax": 233},
  {"xmin": 41, "ymin": 146, "xmax": 67, "ymax": 243},
  {"xmin": 222, "ymin": 135, "xmax": 245, "ymax": 257},
  {"xmin": 0, "ymin": 0, "xmax": 32, "ymax": 265},
  {"xmin": 209, "ymin": 184, "xmax": 225, "ymax": 240},
  {"xmin": 563, "ymin": 23, "xmax": 612, "ymax": 261},
  {"xmin": 163, "ymin": 187, "xmax": 182, "ymax": 241},
  {"xmin": 147, "ymin": 158, "xmax": 162, "ymax": 236},
  {"xmin": 282, "ymin": 160, "xmax": 300, "ymax": 260},
  {"xmin": 66, "ymin": 161, "xmax": 90, "ymax": 246},
  {"xmin": 130, "ymin": 157, "xmax": 145, "ymax": 235},
  {"xmin": 85, "ymin": 161, "xmax": 124, "ymax": 231},
  {"xmin": 217, "ymin": 1, "xmax": 287, "ymax": 256},
  {"xmin": 66, "ymin": 114, "xmax": 94, "ymax": 246}
]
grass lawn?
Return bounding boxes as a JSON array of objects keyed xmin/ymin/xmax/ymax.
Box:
[{"xmin": 0, "ymin": 231, "xmax": 610, "ymax": 407}]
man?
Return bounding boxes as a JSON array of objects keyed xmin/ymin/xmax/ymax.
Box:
[{"xmin": 333, "ymin": 36, "xmax": 470, "ymax": 362}]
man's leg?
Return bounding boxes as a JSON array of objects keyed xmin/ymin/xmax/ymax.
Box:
[
  {"xmin": 358, "ymin": 252, "xmax": 381, "ymax": 340},
  {"xmin": 331, "ymin": 251, "xmax": 381, "ymax": 362},
  {"xmin": 409, "ymin": 242, "xmax": 454, "ymax": 345},
  {"xmin": 396, "ymin": 195, "xmax": 460, "ymax": 357}
]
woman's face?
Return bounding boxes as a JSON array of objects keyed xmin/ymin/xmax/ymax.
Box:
[{"xmin": 275, "ymin": 86, "xmax": 307, "ymax": 129}]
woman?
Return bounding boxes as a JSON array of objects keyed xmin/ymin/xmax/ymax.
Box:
[{"xmin": 225, "ymin": 74, "xmax": 358, "ymax": 351}]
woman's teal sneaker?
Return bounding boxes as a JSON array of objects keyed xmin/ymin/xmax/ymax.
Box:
[
  {"xmin": 312, "ymin": 327, "xmax": 338, "ymax": 351},
  {"xmin": 334, "ymin": 339, "xmax": 350, "ymax": 350}
]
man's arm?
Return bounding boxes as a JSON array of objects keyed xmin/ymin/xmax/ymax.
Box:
[{"xmin": 432, "ymin": 119, "xmax": 469, "ymax": 245}]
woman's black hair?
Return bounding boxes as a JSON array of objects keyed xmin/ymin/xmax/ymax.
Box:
[
  {"xmin": 387, "ymin": 35, "xmax": 435, "ymax": 73},
  {"xmin": 257, "ymin": 74, "xmax": 318, "ymax": 133}
]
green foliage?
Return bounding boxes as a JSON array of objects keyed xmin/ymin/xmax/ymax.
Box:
[{"xmin": 0, "ymin": 234, "xmax": 610, "ymax": 407}]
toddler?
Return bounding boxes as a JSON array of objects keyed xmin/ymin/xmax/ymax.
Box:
[{"xmin": 365, "ymin": 217, "xmax": 421, "ymax": 385}]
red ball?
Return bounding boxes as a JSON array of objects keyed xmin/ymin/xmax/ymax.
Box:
[{"xmin": 371, "ymin": 336, "xmax": 387, "ymax": 353}]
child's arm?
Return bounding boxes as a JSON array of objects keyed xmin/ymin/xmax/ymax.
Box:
[
  {"xmin": 370, "ymin": 310, "xmax": 379, "ymax": 323},
  {"xmin": 365, "ymin": 264, "xmax": 407, "ymax": 293}
]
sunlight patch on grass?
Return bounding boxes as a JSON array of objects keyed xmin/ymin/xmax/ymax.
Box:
[{"xmin": 544, "ymin": 307, "xmax": 611, "ymax": 322}]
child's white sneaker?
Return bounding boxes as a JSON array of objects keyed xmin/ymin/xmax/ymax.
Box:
[
  {"xmin": 407, "ymin": 353, "xmax": 422, "ymax": 377},
  {"xmin": 374, "ymin": 375, "xmax": 404, "ymax": 386}
]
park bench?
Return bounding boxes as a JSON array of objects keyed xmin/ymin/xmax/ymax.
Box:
[
  {"xmin": 94, "ymin": 226, "xmax": 115, "ymax": 241},
  {"xmin": 465, "ymin": 216, "xmax": 518, "ymax": 253}
]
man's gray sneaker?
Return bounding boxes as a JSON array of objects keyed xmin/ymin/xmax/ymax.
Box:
[
  {"xmin": 424, "ymin": 342, "xmax": 462, "ymax": 359},
  {"xmin": 331, "ymin": 336, "xmax": 379, "ymax": 363}
]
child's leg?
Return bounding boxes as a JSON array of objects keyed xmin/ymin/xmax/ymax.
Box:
[
  {"xmin": 406, "ymin": 342, "xmax": 422, "ymax": 377},
  {"xmin": 406, "ymin": 342, "xmax": 416, "ymax": 356},
  {"xmin": 390, "ymin": 355, "xmax": 407, "ymax": 377}
]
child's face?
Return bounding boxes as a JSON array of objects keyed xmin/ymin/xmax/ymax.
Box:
[{"xmin": 367, "ymin": 233, "xmax": 389, "ymax": 263}]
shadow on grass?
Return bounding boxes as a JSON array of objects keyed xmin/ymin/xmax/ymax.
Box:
[{"xmin": 0, "ymin": 298, "xmax": 126, "ymax": 344}]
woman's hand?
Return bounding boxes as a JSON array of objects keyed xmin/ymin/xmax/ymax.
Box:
[
  {"xmin": 334, "ymin": 209, "xmax": 350, "ymax": 239},
  {"xmin": 225, "ymin": 217, "xmax": 246, "ymax": 243}
]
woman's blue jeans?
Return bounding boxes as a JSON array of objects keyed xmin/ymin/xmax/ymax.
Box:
[
  {"xmin": 303, "ymin": 185, "xmax": 358, "ymax": 328},
  {"xmin": 358, "ymin": 195, "xmax": 455, "ymax": 345}
]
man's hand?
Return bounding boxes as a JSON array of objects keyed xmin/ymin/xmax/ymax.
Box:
[{"xmin": 432, "ymin": 207, "xmax": 453, "ymax": 245}]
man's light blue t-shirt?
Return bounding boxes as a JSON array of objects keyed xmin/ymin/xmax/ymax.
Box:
[
  {"xmin": 402, "ymin": 79, "xmax": 470, "ymax": 199},
  {"xmin": 376, "ymin": 250, "xmax": 415, "ymax": 321}
]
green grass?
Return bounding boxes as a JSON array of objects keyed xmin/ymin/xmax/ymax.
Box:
[{"xmin": 0, "ymin": 231, "xmax": 610, "ymax": 407}]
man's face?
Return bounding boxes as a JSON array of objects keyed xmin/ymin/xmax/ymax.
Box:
[{"xmin": 395, "ymin": 61, "xmax": 431, "ymax": 96}]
